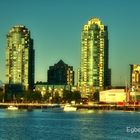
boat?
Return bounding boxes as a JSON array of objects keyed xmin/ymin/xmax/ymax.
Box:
[
  {"xmin": 42, "ymin": 104, "xmax": 63, "ymax": 112},
  {"xmin": 63, "ymin": 104, "xmax": 77, "ymax": 112},
  {"xmin": 7, "ymin": 105, "xmax": 18, "ymax": 110}
]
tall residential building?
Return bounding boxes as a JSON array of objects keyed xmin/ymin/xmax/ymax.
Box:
[
  {"xmin": 6, "ymin": 25, "xmax": 34, "ymax": 90},
  {"xmin": 78, "ymin": 17, "xmax": 111, "ymax": 96},
  {"xmin": 47, "ymin": 60, "xmax": 74, "ymax": 85},
  {"xmin": 130, "ymin": 64, "xmax": 140, "ymax": 90}
]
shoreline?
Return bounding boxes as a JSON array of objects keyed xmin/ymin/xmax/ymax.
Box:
[{"xmin": 0, "ymin": 103, "xmax": 140, "ymax": 111}]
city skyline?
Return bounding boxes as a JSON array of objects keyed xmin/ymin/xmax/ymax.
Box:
[{"xmin": 0, "ymin": 0, "xmax": 140, "ymax": 86}]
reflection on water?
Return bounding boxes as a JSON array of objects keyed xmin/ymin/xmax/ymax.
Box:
[
  {"xmin": 0, "ymin": 109, "xmax": 139, "ymax": 140},
  {"xmin": 0, "ymin": 109, "xmax": 28, "ymax": 118}
]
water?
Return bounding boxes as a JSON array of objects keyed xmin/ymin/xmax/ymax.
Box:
[{"xmin": 0, "ymin": 109, "xmax": 140, "ymax": 140}]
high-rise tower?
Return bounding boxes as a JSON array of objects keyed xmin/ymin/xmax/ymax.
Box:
[
  {"xmin": 6, "ymin": 25, "xmax": 34, "ymax": 90},
  {"xmin": 78, "ymin": 17, "xmax": 111, "ymax": 96}
]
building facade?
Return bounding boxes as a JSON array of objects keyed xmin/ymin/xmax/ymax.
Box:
[
  {"xmin": 47, "ymin": 60, "xmax": 74, "ymax": 85},
  {"xmin": 100, "ymin": 89, "xmax": 126, "ymax": 103},
  {"xmin": 6, "ymin": 25, "xmax": 34, "ymax": 90},
  {"xmin": 78, "ymin": 17, "xmax": 111, "ymax": 96},
  {"xmin": 35, "ymin": 83, "xmax": 72, "ymax": 97},
  {"xmin": 130, "ymin": 64, "xmax": 140, "ymax": 90}
]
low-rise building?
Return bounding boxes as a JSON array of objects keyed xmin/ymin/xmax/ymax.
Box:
[
  {"xmin": 130, "ymin": 91, "xmax": 140, "ymax": 102},
  {"xmin": 100, "ymin": 89, "xmax": 126, "ymax": 103},
  {"xmin": 35, "ymin": 83, "xmax": 72, "ymax": 97}
]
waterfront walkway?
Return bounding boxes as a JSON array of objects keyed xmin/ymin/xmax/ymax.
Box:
[{"xmin": 0, "ymin": 103, "xmax": 140, "ymax": 111}]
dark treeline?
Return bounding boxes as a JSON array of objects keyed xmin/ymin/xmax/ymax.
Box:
[
  {"xmin": 1, "ymin": 89, "xmax": 82, "ymax": 104},
  {"xmin": 0, "ymin": 86, "xmax": 99, "ymax": 103}
]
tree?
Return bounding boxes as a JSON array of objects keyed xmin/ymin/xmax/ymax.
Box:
[
  {"xmin": 0, "ymin": 88, "xmax": 4, "ymax": 102},
  {"xmin": 53, "ymin": 91, "xmax": 61, "ymax": 103},
  {"xmin": 62, "ymin": 90, "xmax": 81, "ymax": 103},
  {"xmin": 93, "ymin": 90, "xmax": 99, "ymax": 102},
  {"xmin": 43, "ymin": 91, "xmax": 51, "ymax": 102},
  {"xmin": 32, "ymin": 91, "xmax": 42, "ymax": 102},
  {"xmin": 72, "ymin": 91, "xmax": 81, "ymax": 103},
  {"xmin": 63, "ymin": 90, "xmax": 72, "ymax": 103},
  {"xmin": 24, "ymin": 90, "xmax": 42, "ymax": 103},
  {"xmin": 24, "ymin": 90, "xmax": 33, "ymax": 102},
  {"xmin": 4, "ymin": 84, "xmax": 23, "ymax": 102}
]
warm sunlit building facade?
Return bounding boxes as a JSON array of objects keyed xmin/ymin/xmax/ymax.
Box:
[
  {"xmin": 100, "ymin": 89, "xmax": 126, "ymax": 103},
  {"xmin": 130, "ymin": 64, "xmax": 140, "ymax": 90},
  {"xmin": 78, "ymin": 17, "xmax": 111, "ymax": 97},
  {"xmin": 6, "ymin": 25, "xmax": 34, "ymax": 90}
]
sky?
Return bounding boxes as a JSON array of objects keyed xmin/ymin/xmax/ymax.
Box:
[{"xmin": 0, "ymin": 0, "xmax": 140, "ymax": 86}]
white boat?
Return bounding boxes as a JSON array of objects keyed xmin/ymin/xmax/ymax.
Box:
[
  {"xmin": 63, "ymin": 104, "xmax": 77, "ymax": 112},
  {"xmin": 7, "ymin": 106, "xmax": 18, "ymax": 110}
]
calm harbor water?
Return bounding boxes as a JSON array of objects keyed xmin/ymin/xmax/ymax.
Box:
[{"xmin": 0, "ymin": 109, "xmax": 140, "ymax": 140}]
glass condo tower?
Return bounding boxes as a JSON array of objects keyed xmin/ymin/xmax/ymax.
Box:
[
  {"xmin": 6, "ymin": 25, "xmax": 34, "ymax": 90},
  {"xmin": 78, "ymin": 17, "xmax": 111, "ymax": 96}
]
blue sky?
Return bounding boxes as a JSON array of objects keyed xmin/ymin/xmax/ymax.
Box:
[{"xmin": 0, "ymin": 0, "xmax": 140, "ymax": 86}]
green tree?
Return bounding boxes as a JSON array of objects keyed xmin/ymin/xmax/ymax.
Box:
[
  {"xmin": 43, "ymin": 91, "xmax": 51, "ymax": 102},
  {"xmin": 53, "ymin": 91, "xmax": 61, "ymax": 103},
  {"xmin": 4, "ymin": 84, "xmax": 23, "ymax": 102},
  {"xmin": 72, "ymin": 91, "xmax": 81, "ymax": 103},
  {"xmin": 15, "ymin": 93, "xmax": 24, "ymax": 103},
  {"xmin": 24, "ymin": 90, "xmax": 33, "ymax": 102},
  {"xmin": 23, "ymin": 90, "xmax": 42, "ymax": 103},
  {"xmin": 0, "ymin": 88, "xmax": 4, "ymax": 102},
  {"xmin": 32, "ymin": 91, "xmax": 42, "ymax": 102},
  {"xmin": 93, "ymin": 90, "xmax": 99, "ymax": 102},
  {"xmin": 63, "ymin": 90, "xmax": 72, "ymax": 103}
]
